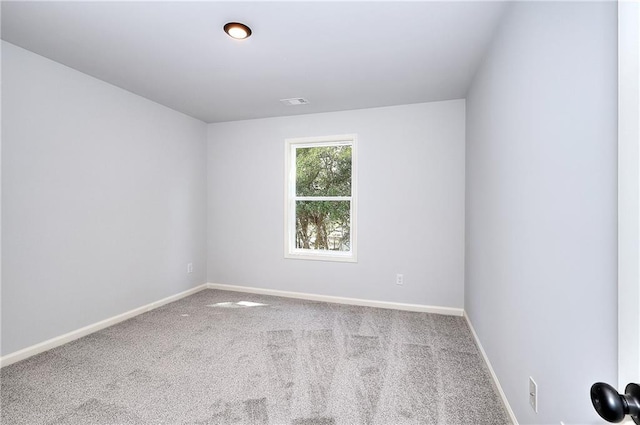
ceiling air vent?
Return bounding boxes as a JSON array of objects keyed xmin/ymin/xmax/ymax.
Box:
[{"xmin": 280, "ymin": 97, "xmax": 309, "ymax": 106}]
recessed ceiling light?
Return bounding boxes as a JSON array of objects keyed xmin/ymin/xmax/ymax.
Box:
[{"xmin": 224, "ymin": 22, "xmax": 252, "ymax": 40}]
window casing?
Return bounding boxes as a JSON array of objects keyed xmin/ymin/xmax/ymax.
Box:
[{"xmin": 284, "ymin": 134, "xmax": 357, "ymax": 262}]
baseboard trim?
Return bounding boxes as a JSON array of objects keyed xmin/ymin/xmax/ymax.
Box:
[
  {"xmin": 464, "ymin": 311, "xmax": 519, "ymax": 425},
  {"xmin": 207, "ymin": 282, "xmax": 464, "ymax": 316},
  {"xmin": 0, "ymin": 283, "xmax": 208, "ymax": 368}
]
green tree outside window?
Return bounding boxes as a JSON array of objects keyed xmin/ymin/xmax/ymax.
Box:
[{"xmin": 295, "ymin": 145, "xmax": 352, "ymax": 252}]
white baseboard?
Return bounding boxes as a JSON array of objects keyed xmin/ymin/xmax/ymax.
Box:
[
  {"xmin": 207, "ymin": 282, "xmax": 464, "ymax": 316},
  {"xmin": 0, "ymin": 283, "xmax": 208, "ymax": 368},
  {"xmin": 464, "ymin": 311, "xmax": 519, "ymax": 425}
]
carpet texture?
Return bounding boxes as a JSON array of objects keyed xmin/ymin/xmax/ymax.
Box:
[{"xmin": 1, "ymin": 289, "xmax": 510, "ymax": 424}]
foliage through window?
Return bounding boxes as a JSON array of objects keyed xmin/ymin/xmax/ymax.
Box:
[{"xmin": 285, "ymin": 135, "xmax": 357, "ymax": 262}]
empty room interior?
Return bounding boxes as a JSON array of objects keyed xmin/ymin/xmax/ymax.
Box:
[{"xmin": 1, "ymin": 1, "xmax": 639, "ymax": 424}]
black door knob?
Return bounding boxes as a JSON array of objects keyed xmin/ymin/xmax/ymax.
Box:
[{"xmin": 590, "ymin": 382, "xmax": 640, "ymax": 424}]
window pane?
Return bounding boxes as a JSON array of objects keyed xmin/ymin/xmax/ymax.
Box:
[
  {"xmin": 296, "ymin": 145, "xmax": 351, "ymax": 197},
  {"xmin": 295, "ymin": 201, "xmax": 350, "ymax": 251}
]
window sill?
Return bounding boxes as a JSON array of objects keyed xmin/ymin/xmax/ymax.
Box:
[{"xmin": 285, "ymin": 250, "xmax": 357, "ymax": 263}]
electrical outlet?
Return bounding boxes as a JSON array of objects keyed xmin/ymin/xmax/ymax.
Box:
[
  {"xmin": 396, "ymin": 274, "xmax": 403, "ymax": 285},
  {"xmin": 187, "ymin": 263, "xmax": 193, "ymax": 274},
  {"xmin": 529, "ymin": 377, "xmax": 538, "ymax": 413}
]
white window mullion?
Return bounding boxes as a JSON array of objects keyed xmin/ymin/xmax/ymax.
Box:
[{"xmin": 294, "ymin": 196, "xmax": 351, "ymax": 202}]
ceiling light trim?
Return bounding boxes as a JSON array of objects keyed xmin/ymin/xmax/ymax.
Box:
[{"xmin": 224, "ymin": 22, "xmax": 252, "ymax": 40}]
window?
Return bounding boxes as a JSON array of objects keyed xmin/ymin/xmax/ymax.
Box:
[{"xmin": 285, "ymin": 134, "xmax": 357, "ymax": 262}]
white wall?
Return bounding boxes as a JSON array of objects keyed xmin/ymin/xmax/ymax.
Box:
[
  {"xmin": 465, "ymin": 3, "xmax": 617, "ymax": 424},
  {"xmin": 1, "ymin": 42, "xmax": 208, "ymax": 356},
  {"xmin": 208, "ymin": 101, "xmax": 465, "ymax": 308}
]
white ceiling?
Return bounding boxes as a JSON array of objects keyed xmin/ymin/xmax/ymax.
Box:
[{"xmin": 1, "ymin": 1, "xmax": 508, "ymax": 123}]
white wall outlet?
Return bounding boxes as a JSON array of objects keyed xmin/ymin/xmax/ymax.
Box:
[
  {"xmin": 529, "ymin": 377, "xmax": 538, "ymax": 413},
  {"xmin": 187, "ymin": 263, "xmax": 193, "ymax": 273},
  {"xmin": 396, "ymin": 274, "xmax": 403, "ymax": 285}
]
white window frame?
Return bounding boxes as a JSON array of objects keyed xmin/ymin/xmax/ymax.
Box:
[{"xmin": 284, "ymin": 134, "xmax": 357, "ymax": 262}]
